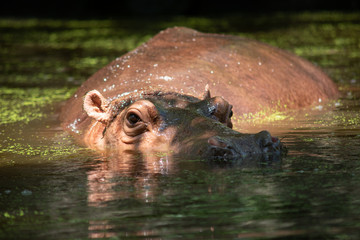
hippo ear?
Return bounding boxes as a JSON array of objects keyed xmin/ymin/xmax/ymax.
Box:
[
  {"xmin": 83, "ymin": 90, "xmax": 111, "ymax": 123},
  {"xmin": 203, "ymin": 84, "xmax": 211, "ymax": 100}
]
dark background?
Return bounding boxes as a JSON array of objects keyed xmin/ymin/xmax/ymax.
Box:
[{"xmin": 1, "ymin": 0, "xmax": 359, "ymax": 18}]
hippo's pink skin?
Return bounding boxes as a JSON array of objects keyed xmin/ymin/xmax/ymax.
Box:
[{"xmin": 60, "ymin": 27, "xmax": 338, "ymax": 160}]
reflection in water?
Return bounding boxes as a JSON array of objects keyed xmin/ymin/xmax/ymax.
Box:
[
  {"xmin": 86, "ymin": 152, "xmax": 174, "ymax": 207},
  {"xmin": 88, "ymin": 220, "xmax": 116, "ymax": 239},
  {"xmin": 86, "ymin": 152, "xmax": 176, "ymax": 238}
]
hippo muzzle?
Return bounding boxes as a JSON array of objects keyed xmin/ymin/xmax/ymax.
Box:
[{"xmin": 205, "ymin": 131, "xmax": 284, "ymax": 163}]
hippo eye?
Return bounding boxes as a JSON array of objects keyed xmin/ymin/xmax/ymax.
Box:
[
  {"xmin": 127, "ymin": 113, "xmax": 141, "ymax": 125},
  {"xmin": 229, "ymin": 110, "xmax": 233, "ymax": 118}
]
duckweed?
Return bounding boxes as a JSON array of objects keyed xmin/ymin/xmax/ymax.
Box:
[
  {"xmin": 0, "ymin": 142, "xmax": 80, "ymax": 158},
  {"xmin": 0, "ymin": 87, "xmax": 75, "ymax": 124},
  {"xmin": 332, "ymin": 112, "xmax": 360, "ymax": 127}
]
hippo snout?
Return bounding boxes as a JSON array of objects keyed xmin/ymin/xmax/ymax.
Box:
[
  {"xmin": 207, "ymin": 130, "xmax": 284, "ymax": 162},
  {"xmin": 254, "ymin": 130, "xmax": 282, "ymax": 153}
]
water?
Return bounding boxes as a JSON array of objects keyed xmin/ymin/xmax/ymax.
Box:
[{"xmin": 1, "ymin": 13, "xmax": 360, "ymax": 239}]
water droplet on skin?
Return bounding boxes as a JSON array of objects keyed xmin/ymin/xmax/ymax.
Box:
[
  {"xmin": 315, "ymin": 105, "xmax": 323, "ymax": 110},
  {"xmin": 159, "ymin": 76, "xmax": 173, "ymax": 81},
  {"xmin": 225, "ymin": 64, "xmax": 228, "ymax": 67},
  {"xmin": 104, "ymin": 78, "xmax": 107, "ymax": 82},
  {"xmin": 74, "ymin": 94, "xmax": 78, "ymax": 98},
  {"xmin": 237, "ymin": 62, "xmax": 241, "ymax": 65},
  {"xmin": 68, "ymin": 118, "xmax": 81, "ymax": 134},
  {"xmin": 127, "ymin": 65, "xmax": 131, "ymax": 68},
  {"xmin": 103, "ymin": 89, "xmax": 106, "ymax": 92},
  {"xmin": 153, "ymin": 64, "xmax": 158, "ymax": 67},
  {"xmin": 192, "ymin": 38, "xmax": 196, "ymax": 42},
  {"xmin": 258, "ymin": 62, "xmax": 262, "ymax": 66},
  {"xmin": 210, "ymin": 71, "xmax": 214, "ymax": 74}
]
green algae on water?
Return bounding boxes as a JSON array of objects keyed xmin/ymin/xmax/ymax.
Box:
[{"xmin": 0, "ymin": 87, "xmax": 75, "ymax": 124}]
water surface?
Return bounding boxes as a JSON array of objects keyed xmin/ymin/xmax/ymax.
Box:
[{"xmin": 1, "ymin": 12, "xmax": 360, "ymax": 239}]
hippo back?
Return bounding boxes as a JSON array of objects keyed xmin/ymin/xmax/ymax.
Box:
[{"xmin": 61, "ymin": 27, "xmax": 338, "ymax": 134}]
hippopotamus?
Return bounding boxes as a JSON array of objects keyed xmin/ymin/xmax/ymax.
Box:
[{"xmin": 60, "ymin": 27, "xmax": 339, "ymax": 162}]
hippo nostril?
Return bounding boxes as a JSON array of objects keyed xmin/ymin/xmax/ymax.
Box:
[
  {"xmin": 208, "ymin": 136, "xmax": 228, "ymax": 148},
  {"xmin": 207, "ymin": 136, "xmax": 238, "ymax": 161},
  {"xmin": 210, "ymin": 146, "xmax": 233, "ymax": 158},
  {"xmin": 271, "ymin": 137, "xmax": 281, "ymax": 149}
]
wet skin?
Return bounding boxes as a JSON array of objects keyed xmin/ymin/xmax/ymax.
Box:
[
  {"xmin": 60, "ymin": 27, "xmax": 338, "ymax": 161},
  {"xmin": 81, "ymin": 89, "xmax": 283, "ymax": 162}
]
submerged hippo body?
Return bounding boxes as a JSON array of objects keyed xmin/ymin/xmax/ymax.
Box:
[{"xmin": 60, "ymin": 27, "xmax": 338, "ymax": 161}]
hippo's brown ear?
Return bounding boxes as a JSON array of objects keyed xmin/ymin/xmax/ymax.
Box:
[
  {"xmin": 203, "ymin": 84, "xmax": 211, "ymax": 100},
  {"xmin": 83, "ymin": 90, "xmax": 110, "ymax": 123}
]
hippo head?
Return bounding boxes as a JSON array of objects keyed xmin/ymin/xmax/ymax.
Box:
[{"xmin": 82, "ymin": 88, "xmax": 284, "ymax": 163}]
